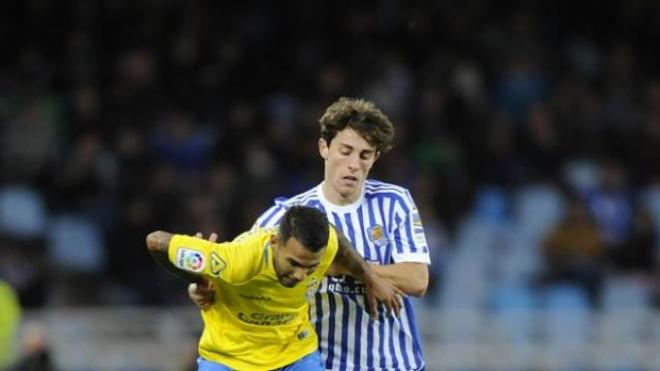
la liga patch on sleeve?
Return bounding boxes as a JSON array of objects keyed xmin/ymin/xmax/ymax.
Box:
[{"xmin": 175, "ymin": 248, "xmax": 205, "ymax": 272}]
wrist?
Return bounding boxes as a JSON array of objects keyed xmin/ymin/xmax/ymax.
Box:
[{"xmin": 362, "ymin": 266, "xmax": 378, "ymax": 284}]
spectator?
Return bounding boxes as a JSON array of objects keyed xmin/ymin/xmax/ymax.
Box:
[{"xmin": 540, "ymin": 194, "xmax": 604, "ymax": 307}]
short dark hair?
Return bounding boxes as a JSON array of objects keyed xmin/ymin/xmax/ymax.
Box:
[
  {"xmin": 319, "ymin": 97, "xmax": 395, "ymax": 153},
  {"xmin": 278, "ymin": 206, "xmax": 329, "ymax": 253}
]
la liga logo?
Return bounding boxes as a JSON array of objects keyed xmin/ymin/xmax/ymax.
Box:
[
  {"xmin": 187, "ymin": 252, "xmax": 203, "ymax": 269},
  {"xmin": 176, "ymin": 248, "xmax": 206, "ymax": 273}
]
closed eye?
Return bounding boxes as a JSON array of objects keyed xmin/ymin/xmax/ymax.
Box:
[{"xmin": 287, "ymin": 257, "xmax": 319, "ymax": 270}]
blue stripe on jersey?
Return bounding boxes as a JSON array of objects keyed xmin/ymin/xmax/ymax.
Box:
[
  {"xmin": 325, "ymin": 293, "xmax": 338, "ymax": 369},
  {"xmin": 366, "ymin": 196, "xmax": 383, "ymax": 263},
  {"xmin": 393, "ymin": 214, "xmax": 404, "ymax": 254},
  {"xmin": 352, "ymin": 299, "xmax": 363, "ymax": 369},
  {"xmin": 339, "ymin": 294, "xmax": 350, "ymax": 370},
  {"xmin": 307, "ymin": 199, "xmax": 323, "ymax": 209},
  {"xmin": 398, "ymin": 315, "xmax": 412, "ymax": 370},
  {"xmin": 288, "ymin": 187, "xmax": 316, "ymax": 202},
  {"xmin": 405, "ymin": 298, "xmax": 425, "ymax": 369},
  {"xmin": 402, "ymin": 209, "xmax": 418, "ymax": 254},
  {"xmin": 314, "ymin": 292, "xmax": 324, "ymax": 365},
  {"xmin": 311, "ymin": 200, "xmax": 326, "ymax": 214},
  {"xmin": 356, "ymin": 206, "xmax": 372, "ymax": 261},
  {"xmin": 387, "ymin": 315, "xmax": 399, "ymax": 369},
  {"xmin": 366, "ymin": 309, "xmax": 374, "ymax": 367},
  {"xmin": 376, "ymin": 196, "xmax": 390, "ymax": 264},
  {"xmin": 387, "ymin": 198, "xmax": 397, "ymax": 262},
  {"xmin": 259, "ymin": 205, "xmax": 284, "ymax": 227},
  {"xmin": 365, "ymin": 181, "xmax": 408, "ymax": 194},
  {"xmin": 387, "ymin": 197, "xmax": 396, "ymax": 235},
  {"xmin": 378, "ymin": 312, "xmax": 386, "ymax": 368},
  {"xmin": 330, "ymin": 212, "xmax": 343, "ymax": 233},
  {"xmin": 343, "ymin": 212, "xmax": 359, "ymax": 257}
]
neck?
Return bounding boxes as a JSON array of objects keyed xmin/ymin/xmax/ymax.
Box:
[{"xmin": 322, "ymin": 182, "xmax": 360, "ymax": 206}]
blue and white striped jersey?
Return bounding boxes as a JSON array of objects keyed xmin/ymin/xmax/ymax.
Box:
[{"xmin": 254, "ymin": 179, "xmax": 430, "ymax": 371}]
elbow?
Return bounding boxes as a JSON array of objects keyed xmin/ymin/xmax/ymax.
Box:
[
  {"xmin": 408, "ymin": 269, "xmax": 429, "ymax": 298},
  {"xmin": 146, "ymin": 231, "xmax": 169, "ymax": 252},
  {"xmin": 409, "ymin": 281, "xmax": 429, "ymax": 298}
]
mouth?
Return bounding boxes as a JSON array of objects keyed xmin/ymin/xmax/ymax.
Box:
[
  {"xmin": 280, "ymin": 276, "xmax": 300, "ymax": 287},
  {"xmin": 342, "ymin": 175, "xmax": 359, "ymax": 185}
]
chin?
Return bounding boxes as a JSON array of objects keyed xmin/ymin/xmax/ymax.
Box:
[{"xmin": 280, "ymin": 279, "xmax": 298, "ymax": 288}]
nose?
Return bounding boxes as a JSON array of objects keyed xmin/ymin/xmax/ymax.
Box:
[
  {"xmin": 292, "ymin": 268, "xmax": 307, "ymax": 282},
  {"xmin": 347, "ymin": 154, "xmax": 360, "ymax": 171}
]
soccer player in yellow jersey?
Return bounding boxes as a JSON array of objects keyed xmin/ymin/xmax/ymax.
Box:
[{"xmin": 146, "ymin": 206, "xmax": 402, "ymax": 371}]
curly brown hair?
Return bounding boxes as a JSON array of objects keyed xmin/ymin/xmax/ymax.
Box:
[{"xmin": 319, "ymin": 97, "xmax": 395, "ymax": 153}]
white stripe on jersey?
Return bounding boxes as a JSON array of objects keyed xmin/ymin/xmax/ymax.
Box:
[{"xmin": 256, "ymin": 180, "xmax": 428, "ymax": 370}]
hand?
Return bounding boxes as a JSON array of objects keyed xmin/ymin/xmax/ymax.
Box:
[
  {"xmin": 188, "ymin": 279, "xmax": 215, "ymax": 310},
  {"xmin": 363, "ymin": 270, "xmax": 405, "ymax": 320},
  {"xmin": 187, "ymin": 232, "xmax": 219, "ymax": 310}
]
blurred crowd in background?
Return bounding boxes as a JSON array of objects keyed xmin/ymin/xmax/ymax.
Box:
[{"xmin": 2, "ymin": 0, "xmax": 660, "ymax": 318}]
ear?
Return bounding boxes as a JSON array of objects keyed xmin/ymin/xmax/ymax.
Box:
[
  {"xmin": 318, "ymin": 138, "xmax": 329, "ymax": 160},
  {"xmin": 374, "ymin": 151, "xmax": 381, "ymax": 162}
]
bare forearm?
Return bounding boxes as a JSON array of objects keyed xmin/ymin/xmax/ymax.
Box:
[
  {"xmin": 330, "ymin": 233, "xmax": 376, "ymax": 282},
  {"xmin": 146, "ymin": 231, "xmax": 202, "ymax": 283},
  {"xmin": 370, "ymin": 262, "xmax": 428, "ymax": 297}
]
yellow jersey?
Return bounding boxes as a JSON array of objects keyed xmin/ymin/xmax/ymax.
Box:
[{"xmin": 168, "ymin": 227, "xmax": 338, "ymax": 370}]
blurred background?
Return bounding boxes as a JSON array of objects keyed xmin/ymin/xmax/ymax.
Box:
[{"xmin": 2, "ymin": 0, "xmax": 660, "ymax": 370}]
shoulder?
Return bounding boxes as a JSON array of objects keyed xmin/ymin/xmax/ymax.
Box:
[
  {"xmin": 255, "ymin": 187, "xmax": 318, "ymax": 226},
  {"xmin": 276, "ymin": 186, "xmax": 319, "ymax": 206},
  {"xmin": 270, "ymin": 187, "xmax": 322, "ymax": 211},
  {"xmin": 364, "ymin": 179, "xmax": 415, "ymax": 203}
]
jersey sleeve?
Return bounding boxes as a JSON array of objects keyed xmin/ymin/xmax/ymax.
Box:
[
  {"xmin": 390, "ymin": 190, "xmax": 431, "ymax": 264},
  {"xmin": 319, "ymin": 226, "xmax": 339, "ymax": 274},
  {"xmin": 168, "ymin": 234, "xmax": 263, "ymax": 284}
]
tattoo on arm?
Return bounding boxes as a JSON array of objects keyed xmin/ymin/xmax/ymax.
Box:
[
  {"xmin": 335, "ymin": 233, "xmax": 367, "ymax": 279},
  {"xmin": 146, "ymin": 231, "xmax": 202, "ymax": 283}
]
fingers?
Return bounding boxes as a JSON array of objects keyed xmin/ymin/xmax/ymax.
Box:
[
  {"xmin": 392, "ymin": 292, "xmax": 402, "ymax": 317},
  {"xmin": 367, "ymin": 293, "xmax": 378, "ymax": 321},
  {"xmin": 188, "ymin": 283, "xmax": 208, "ymax": 309},
  {"xmin": 188, "ymin": 280, "xmax": 216, "ymax": 310},
  {"xmin": 380, "ymin": 287, "xmax": 406, "ymax": 318},
  {"xmin": 188, "ymin": 282, "xmax": 198, "ymax": 296},
  {"xmin": 394, "ymin": 288, "xmax": 406, "ymax": 311},
  {"xmin": 195, "ymin": 232, "xmax": 219, "ymax": 243},
  {"xmin": 383, "ymin": 294, "xmax": 400, "ymax": 318}
]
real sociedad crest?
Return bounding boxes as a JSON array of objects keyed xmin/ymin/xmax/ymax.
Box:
[{"xmin": 367, "ymin": 225, "xmax": 388, "ymax": 247}]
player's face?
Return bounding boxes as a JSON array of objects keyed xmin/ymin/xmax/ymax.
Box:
[
  {"xmin": 272, "ymin": 235, "xmax": 323, "ymax": 288},
  {"xmin": 319, "ymin": 128, "xmax": 379, "ymax": 205}
]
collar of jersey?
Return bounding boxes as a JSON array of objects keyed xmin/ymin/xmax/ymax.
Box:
[{"xmin": 316, "ymin": 182, "xmax": 364, "ymax": 213}]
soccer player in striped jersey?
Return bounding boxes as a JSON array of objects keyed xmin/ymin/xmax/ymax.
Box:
[
  {"xmin": 191, "ymin": 97, "xmax": 430, "ymax": 370},
  {"xmin": 148, "ymin": 206, "xmax": 402, "ymax": 371}
]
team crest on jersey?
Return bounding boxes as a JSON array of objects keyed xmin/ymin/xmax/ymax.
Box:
[
  {"xmin": 367, "ymin": 225, "xmax": 388, "ymax": 247},
  {"xmin": 210, "ymin": 251, "xmax": 226, "ymax": 277},
  {"xmin": 305, "ymin": 277, "xmax": 319, "ymax": 300},
  {"xmin": 175, "ymin": 248, "xmax": 205, "ymax": 273}
]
